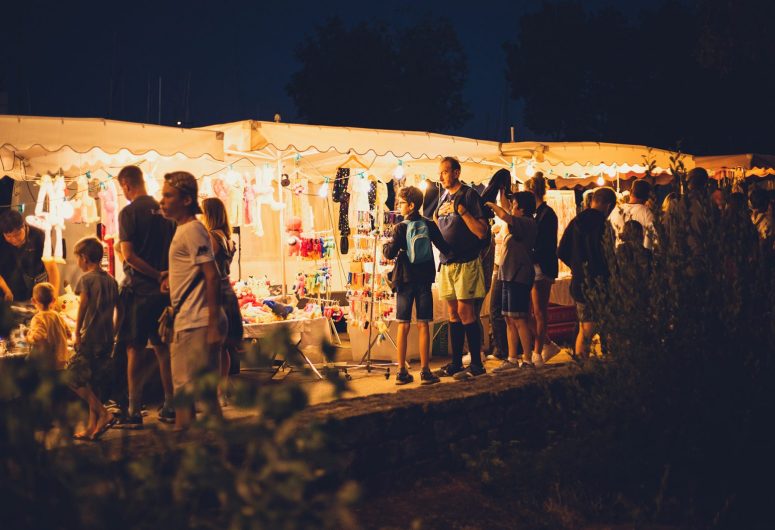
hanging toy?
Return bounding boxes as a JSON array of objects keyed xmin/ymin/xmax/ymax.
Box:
[
  {"xmin": 293, "ymin": 272, "xmax": 306, "ymax": 298},
  {"xmin": 285, "ymin": 216, "xmax": 302, "ymax": 256}
]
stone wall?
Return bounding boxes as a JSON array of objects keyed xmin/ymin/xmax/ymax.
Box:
[{"xmin": 289, "ymin": 365, "xmax": 585, "ymax": 487}]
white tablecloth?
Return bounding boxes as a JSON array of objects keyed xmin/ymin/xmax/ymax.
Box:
[{"xmin": 243, "ymin": 316, "xmax": 332, "ymax": 363}]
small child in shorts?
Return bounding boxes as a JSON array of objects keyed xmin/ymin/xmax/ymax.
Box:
[{"xmin": 69, "ymin": 237, "xmax": 119, "ymax": 440}]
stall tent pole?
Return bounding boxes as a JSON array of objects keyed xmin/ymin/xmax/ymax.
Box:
[{"xmin": 277, "ymin": 153, "xmax": 287, "ymax": 299}]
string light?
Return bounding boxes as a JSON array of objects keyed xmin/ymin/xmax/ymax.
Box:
[
  {"xmin": 596, "ymin": 176, "xmax": 605, "ymax": 186},
  {"xmin": 525, "ymin": 160, "xmax": 536, "ymax": 178},
  {"xmin": 419, "ymin": 175, "xmax": 428, "ymax": 191},
  {"xmin": 393, "ymin": 160, "xmax": 404, "ymax": 180}
]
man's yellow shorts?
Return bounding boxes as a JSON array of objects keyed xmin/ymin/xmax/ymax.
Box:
[{"xmin": 438, "ymin": 258, "xmax": 486, "ymax": 301}]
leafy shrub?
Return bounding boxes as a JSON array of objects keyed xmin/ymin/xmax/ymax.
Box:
[{"xmin": 0, "ymin": 323, "xmax": 358, "ymax": 530}]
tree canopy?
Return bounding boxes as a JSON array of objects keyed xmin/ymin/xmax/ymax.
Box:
[
  {"xmin": 286, "ymin": 17, "xmax": 470, "ymax": 133},
  {"xmin": 505, "ymin": 0, "xmax": 775, "ymax": 154}
]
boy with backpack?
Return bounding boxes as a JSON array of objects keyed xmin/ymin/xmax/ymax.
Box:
[{"xmin": 383, "ymin": 186, "xmax": 451, "ymax": 385}]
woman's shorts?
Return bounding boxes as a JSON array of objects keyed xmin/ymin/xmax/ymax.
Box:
[{"xmin": 502, "ymin": 281, "xmax": 531, "ymax": 319}]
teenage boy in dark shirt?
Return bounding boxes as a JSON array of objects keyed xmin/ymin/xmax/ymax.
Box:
[
  {"xmin": 433, "ymin": 157, "xmax": 490, "ymax": 380},
  {"xmin": 383, "ymin": 186, "xmax": 451, "ymax": 385}
]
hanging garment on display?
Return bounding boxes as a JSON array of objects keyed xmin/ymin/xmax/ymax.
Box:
[
  {"xmin": 212, "ymin": 176, "xmax": 229, "ymax": 205},
  {"xmin": 368, "ymin": 180, "xmax": 377, "ymax": 229},
  {"xmin": 243, "ymin": 175, "xmax": 255, "ymax": 225},
  {"xmin": 384, "ymin": 179, "xmax": 396, "ymax": 211},
  {"xmin": 26, "ymin": 174, "xmax": 67, "ymax": 263},
  {"xmin": 71, "ymin": 174, "xmax": 100, "ymax": 225},
  {"xmin": 294, "ymin": 179, "xmax": 314, "ymax": 234},
  {"xmin": 99, "ymin": 179, "xmax": 119, "ymax": 240},
  {"xmin": 224, "ymin": 170, "xmax": 245, "ymax": 226},
  {"xmin": 332, "ymin": 168, "xmax": 350, "ymax": 254},
  {"xmin": 252, "ymin": 166, "xmax": 284, "ymax": 237}
]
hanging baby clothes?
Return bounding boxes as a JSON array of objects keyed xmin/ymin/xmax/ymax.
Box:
[
  {"xmin": 200, "ymin": 175, "xmax": 215, "ymax": 198},
  {"xmin": 71, "ymin": 174, "xmax": 100, "ymax": 225},
  {"xmin": 332, "ymin": 168, "xmax": 350, "ymax": 254},
  {"xmin": 99, "ymin": 178, "xmax": 119, "ymax": 240},
  {"xmin": 224, "ymin": 169, "xmax": 244, "ymax": 227},
  {"xmin": 212, "ymin": 177, "xmax": 229, "ymax": 205},
  {"xmin": 293, "ymin": 178, "xmax": 314, "ymax": 234},
  {"xmin": 252, "ymin": 166, "xmax": 285, "ymax": 237},
  {"xmin": 243, "ymin": 175, "xmax": 255, "ymax": 225}
]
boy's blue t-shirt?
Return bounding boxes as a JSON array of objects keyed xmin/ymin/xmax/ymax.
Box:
[{"xmin": 75, "ymin": 269, "xmax": 118, "ymax": 345}]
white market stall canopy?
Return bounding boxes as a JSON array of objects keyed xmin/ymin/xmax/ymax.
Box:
[
  {"xmin": 0, "ymin": 115, "xmax": 226, "ymax": 180},
  {"xmin": 501, "ymin": 141, "xmax": 695, "ymax": 187},
  {"xmin": 695, "ymin": 153, "xmax": 775, "ymax": 179},
  {"xmin": 201, "ymin": 120, "xmax": 505, "ymax": 183}
]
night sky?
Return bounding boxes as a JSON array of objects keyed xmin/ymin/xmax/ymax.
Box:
[{"xmin": 2, "ymin": 0, "xmax": 654, "ymax": 141}]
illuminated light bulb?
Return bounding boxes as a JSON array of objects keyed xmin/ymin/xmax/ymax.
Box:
[
  {"xmin": 596, "ymin": 176, "xmax": 605, "ymax": 186},
  {"xmin": 318, "ymin": 178, "xmax": 330, "ymax": 198},
  {"xmin": 393, "ymin": 161, "xmax": 404, "ymax": 180},
  {"xmin": 419, "ymin": 178, "xmax": 429, "ymax": 192},
  {"xmin": 525, "ymin": 161, "xmax": 536, "ymax": 178}
]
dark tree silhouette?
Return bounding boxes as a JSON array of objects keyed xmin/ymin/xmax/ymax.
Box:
[
  {"xmin": 287, "ymin": 17, "xmax": 470, "ymax": 132},
  {"xmin": 505, "ymin": 0, "xmax": 775, "ymax": 154}
]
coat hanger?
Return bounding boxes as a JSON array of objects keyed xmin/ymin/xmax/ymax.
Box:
[{"xmin": 340, "ymin": 154, "xmax": 369, "ymax": 170}]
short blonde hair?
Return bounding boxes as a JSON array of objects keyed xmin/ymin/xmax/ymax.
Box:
[{"xmin": 33, "ymin": 282, "xmax": 56, "ymax": 309}]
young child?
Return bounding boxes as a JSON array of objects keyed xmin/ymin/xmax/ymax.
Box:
[
  {"xmin": 485, "ymin": 191, "xmax": 539, "ymax": 370},
  {"xmin": 69, "ymin": 237, "xmax": 119, "ymax": 440},
  {"xmin": 383, "ymin": 186, "xmax": 451, "ymax": 385},
  {"xmin": 27, "ymin": 282, "xmax": 70, "ymax": 370}
]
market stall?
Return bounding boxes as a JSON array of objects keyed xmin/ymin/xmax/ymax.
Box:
[
  {"xmin": 195, "ymin": 120, "xmax": 506, "ymax": 365},
  {"xmin": 0, "ymin": 115, "xmax": 225, "ymax": 358},
  {"xmin": 695, "ymin": 153, "xmax": 775, "ymax": 190}
]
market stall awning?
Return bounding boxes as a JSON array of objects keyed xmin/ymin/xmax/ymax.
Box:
[
  {"xmin": 0, "ymin": 115, "xmax": 225, "ymax": 179},
  {"xmin": 694, "ymin": 153, "xmax": 775, "ymax": 179},
  {"xmin": 500, "ymin": 141, "xmax": 694, "ymax": 187},
  {"xmin": 201, "ymin": 120, "xmax": 505, "ymax": 183}
]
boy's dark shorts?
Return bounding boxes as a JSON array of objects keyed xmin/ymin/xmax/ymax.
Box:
[
  {"xmin": 395, "ymin": 282, "xmax": 433, "ymax": 323},
  {"xmin": 117, "ymin": 287, "xmax": 169, "ymax": 347},
  {"xmin": 67, "ymin": 343, "xmax": 113, "ymax": 388},
  {"xmin": 502, "ymin": 281, "xmax": 531, "ymax": 319}
]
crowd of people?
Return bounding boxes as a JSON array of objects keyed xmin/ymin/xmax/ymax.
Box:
[
  {"xmin": 1, "ymin": 159, "xmax": 773, "ymax": 436},
  {"xmin": 0, "ymin": 166, "xmax": 242, "ymax": 439},
  {"xmin": 384, "ymin": 160, "xmax": 775, "ymax": 384}
]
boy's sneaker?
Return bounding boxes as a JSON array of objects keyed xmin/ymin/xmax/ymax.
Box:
[
  {"xmin": 115, "ymin": 412, "xmax": 143, "ymax": 429},
  {"xmin": 158, "ymin": 406, "xmax": 176, "ymax": 424},
  {"xmin": 492, "ymin": 359, "xmax": 520, "ymax": 373},
  {"xmin": 531, "ymin": 353, "xmax": 545, "ymax": 368},
  {"xmin": 453, "ymin": 364, "xmax": 487, "ymax": 380},
  {"xmin": 434, "ymin": 363, "xmax": 464, "ymax": 378},
  {"xmin": 420, "ymin": 369, "xmax": 440, "ymax": 385},
  {"xmin": 395, "ymin": 371, "xmax": 414, "ymax": 385}
]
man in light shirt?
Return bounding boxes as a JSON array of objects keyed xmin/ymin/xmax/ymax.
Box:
[{"xmin": 609, "ymin": 179, "xmax": 655, "ymax": 249}]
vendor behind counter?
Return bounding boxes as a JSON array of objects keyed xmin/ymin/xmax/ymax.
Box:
[{"xmin": 0, "ymin": 209, "xmax": 61, "ymax": 302}]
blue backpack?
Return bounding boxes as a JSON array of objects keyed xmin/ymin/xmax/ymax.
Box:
[{"xmin": 405, "ymin": 219, "xmax": 434, "ymax": 264}]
